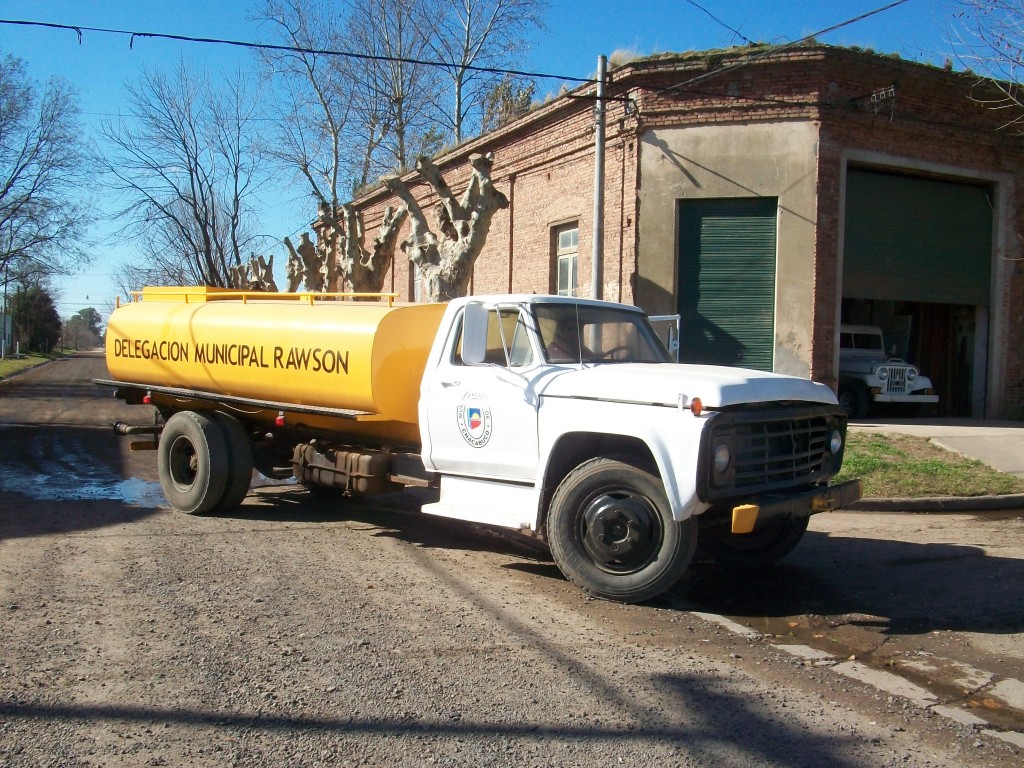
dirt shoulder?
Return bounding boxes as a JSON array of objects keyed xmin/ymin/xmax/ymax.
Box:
[{"xmin": 1, "ymin": 354, "xmax": 1021, "ymax": 766}]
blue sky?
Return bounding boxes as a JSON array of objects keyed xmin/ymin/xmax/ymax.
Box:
[{"xmin": 0, "ymin": 0, "xmax": 960, "ymax": 318}]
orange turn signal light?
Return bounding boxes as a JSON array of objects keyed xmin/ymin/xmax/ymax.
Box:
[{"xmin": 690, "ymin": 397, "xmax": 703, "ymax": 416}]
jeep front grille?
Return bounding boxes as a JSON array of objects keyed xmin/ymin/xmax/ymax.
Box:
[{"xmin": 879, "ymin": 365, "xmax": 910, "ymax": 395}]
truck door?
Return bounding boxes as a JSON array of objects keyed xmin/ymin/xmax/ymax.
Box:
[{"xmin": 422, "ymin": 306, "xmax": 540, "ymax": 482}]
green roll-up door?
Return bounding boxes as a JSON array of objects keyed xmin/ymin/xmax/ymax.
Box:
[
  {"xmin": 677, "ymin": 198, "xmax": 778, "ymax": 371},
  {"xmin": 844, "ymin": 169, "xmax": 992, "ymax": 304}
]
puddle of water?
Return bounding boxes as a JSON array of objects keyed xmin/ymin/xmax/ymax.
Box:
[
  {"xmin": 0, "ymin": 468, "xmax": 296, "ymax": 507},
  {"xmin": 0, "ymin": 471, "xmax": 167, "ymax": 507}
]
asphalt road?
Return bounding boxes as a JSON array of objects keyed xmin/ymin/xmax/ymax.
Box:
[{"xmin": 1, "ymin": 353, "xmax": 1022, "ymax": 767}]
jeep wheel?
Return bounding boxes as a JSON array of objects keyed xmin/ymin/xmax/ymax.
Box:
[{"xmin": 838, "ymin": 383, "xmax": 869, "ymax": 419}]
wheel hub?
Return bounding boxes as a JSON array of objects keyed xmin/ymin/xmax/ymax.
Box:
[
  {"xmin": 581, "ymin": 493, "xmax": 658, "ymax": 571},
  {"xmin": 168, "ymin": 436, "xmax": 198, "ymax": 490}
]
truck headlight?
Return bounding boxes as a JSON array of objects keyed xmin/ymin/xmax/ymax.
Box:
[
  {"xmin": 906, "ymin": 368, "xmax": 918, "ymax": 382},
  {"xmin": 829, "ymin": 429, "xmax": 843, "ymax": 455},
  {"xmin": 713, "ymin": 443, "xmax": 731, "ymax": 473},
  {"xmin": 876, "ymin": 367, "xmax": 888, "ymax": 381}
]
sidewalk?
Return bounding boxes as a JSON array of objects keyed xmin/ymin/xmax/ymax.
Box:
[{"xmin": 847, "ymin": 418, "xmax": 1024, "ymax": 512}]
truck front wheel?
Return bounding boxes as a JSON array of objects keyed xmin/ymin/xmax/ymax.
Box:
[
  {"xmin": 158, "ymin": 411, "xmax": 229, "ymax": 515},
  {"xmin": 548, "ymin": 457, "xmax": 696, "ymax": 603},
  {"xmin": 697, "ymin": 516, "xmax": 809, "ymax": 569}
]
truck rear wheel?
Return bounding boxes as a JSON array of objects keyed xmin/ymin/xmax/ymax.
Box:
[
  {"xmin": 697, "ymin": 516, "xmax": 809, "ymax": 569},
  {"xmin": 212, "ymin": 412, "xmax": 253, "ymax": 511},
  {"xmin": 158, "ymin": 411, "xmax": 229, "ymax": 515},
  {"xmin": 548, "ymin": 457, "xmax": 696, "ymax": 603}
]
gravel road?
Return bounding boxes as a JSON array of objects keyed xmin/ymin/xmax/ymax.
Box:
[{"xmin": 1, "ymin": 353, "xmax": 1021, "ymax": 767}]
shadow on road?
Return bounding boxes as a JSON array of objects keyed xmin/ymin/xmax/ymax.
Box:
[
  {"xmin": 683, "ymin": 529, "xmax": 1024, "ymax": 638},
  {"xmin": 238, "ymin": 486, "xmax": 1024, "ymax": 642},
  {"xmin": 0, "ymin": 692, "xmax": 869, "ymax": 767},
  {"xmin": 239, "ymin": 484, "xmax": 553, "ymax": 563}
]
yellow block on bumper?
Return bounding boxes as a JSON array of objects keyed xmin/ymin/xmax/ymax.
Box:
[
  {"xmin": 729, "ymin": 480, "xmax": 863, "ymax": 535},
  {"xmin": 731, "ymin": 504, "xmax": 760, "ymax": 534}
]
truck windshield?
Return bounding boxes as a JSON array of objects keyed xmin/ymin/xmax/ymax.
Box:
[{"xmin": 534, "ymin": 304, "xmax": 672, "ymax": 364}]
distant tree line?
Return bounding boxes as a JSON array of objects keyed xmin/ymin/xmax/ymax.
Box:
[{"xmin": 0, "ymin": 53, "xmax": 94, "ymax": 347}]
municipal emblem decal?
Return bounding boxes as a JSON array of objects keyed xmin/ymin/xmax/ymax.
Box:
[{"xmin": 457, "ymin": 393, "xmax": 493, "ymax": 448}]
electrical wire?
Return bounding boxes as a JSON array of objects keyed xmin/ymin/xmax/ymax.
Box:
[
  {"xmin": 683, "ymin": 0, "xmax": 753, "ymax": 46},
  {"xmin": 0, "ymin": 18, "xmax": 594, "ymax": 85},
  {"xmin": 658, "ymin": 0, "xmax": 913, "ymax": 95}
]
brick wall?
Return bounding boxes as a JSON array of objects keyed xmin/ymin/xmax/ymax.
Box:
[{"xmin": 332, "ymin": 45, "xmax": 1024, "ymax": 416}]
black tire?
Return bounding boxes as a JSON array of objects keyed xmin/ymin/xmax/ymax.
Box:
[
  {"xmin": 697, "ymin": 515, "xmax": 809, "ymax": 569},
  {"xmin": 838, "ymin": 382, "xmax": 869, "ymax": 419},
  {"xmin": 212, "ymin": 412, "xmax": 253, "ymax": 511},
  {"xmin": 547, "ymin": 457, "xmax": 696, "ymax": 603},
  {"xmin": 157, "ymin": 411, "xmax": 229, "ymax": 515}
]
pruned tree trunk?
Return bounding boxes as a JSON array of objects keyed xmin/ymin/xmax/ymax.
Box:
[
  {"xmin": 313, "ymin": 203, "xmax": 408, "ymax": 293},
  {"xmin": 284, "ymin": 233, "xmax": 324, "ymax": 292},
  {"xmin": 384, "ymin": 152, "xmax": 508, "ymax": 302}
]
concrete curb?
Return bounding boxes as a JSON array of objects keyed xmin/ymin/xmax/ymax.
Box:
[{"xmin": 848, "ymin": 494, "xmax": 1024, "ymax": 513}]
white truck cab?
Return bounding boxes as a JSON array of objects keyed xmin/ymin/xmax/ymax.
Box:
[{"xmin": 417, "ymin": 296, "xmax": 860, "ymax": 601}]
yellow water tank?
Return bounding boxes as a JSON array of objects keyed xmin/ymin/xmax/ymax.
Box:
[{"xmin": 105, "ymin": 287, "xmax": 447, "ymax": 426}]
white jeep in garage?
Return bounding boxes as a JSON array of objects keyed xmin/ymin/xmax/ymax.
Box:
[{"xmin": 838, "ymin": 324, "xmax": 939, "ymax": 418}]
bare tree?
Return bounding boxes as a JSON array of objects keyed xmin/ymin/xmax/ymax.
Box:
[
  {"xmin": 259, "ymin": 0, "xmax": 446, "ymax": 293},
  {"xmin": 481, "ymin": 75, "xmax": 535, "ymax": 133},
  {"xmin": 314, "ymin": 202, "xmax": 408, "ymax": 292},
  {"xmin": 101, "ymin": 61, "xmax": 266, "ymax": 287},
  {"xmin": 347, "ymin": 0, "xmax": 445, "ymax": 175},
  {"xmin": 255, "ymin": 0, "xmax": 353, "ymax": 208},
  {"xmin": 428, "ymin": 0, "xmax": 546, "ymax": 142},
  {"xmin": 383, "ymin": 152, "xmax": 508, "ymax": 301},
  {"xmin": 0, "ymin": 55, "xmax": 93, "ymax": 283},
  {"xmin": 950, "ymin": 1, "xmax": 1024, "ymax": 129}
]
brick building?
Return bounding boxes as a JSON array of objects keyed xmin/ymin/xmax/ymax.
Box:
[{"xmin": 335, "ymin": 45, "xmax": 1024, "ymax": 419}]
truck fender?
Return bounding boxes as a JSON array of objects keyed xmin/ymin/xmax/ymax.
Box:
[{"xmin": 537, "ymin": 430, "xmax": 707, "ymax": 532}]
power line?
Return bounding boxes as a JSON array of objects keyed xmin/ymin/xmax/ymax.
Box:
[
  {"xmin": 660, "ymin": 0, "xmax": 914, "ymax": 94},
  {"xmin": 0, "ymin": 18, "xmax": 594, "ymax": 86},
  {"xmin": 683, "ymin": 0, "xmax": 753, "ymax": 46}
]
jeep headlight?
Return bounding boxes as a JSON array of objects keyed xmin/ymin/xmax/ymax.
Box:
[
  {"xmin": 713, "ymin": 443, "xmax": 731, "ymax": 473},
  {"xmin": 906, "ymin": 367, "xmax": 918, "ymax": 382},
  {"xmin": 876, "ymin": 367, "xmax": 888, "ymax": 381}
]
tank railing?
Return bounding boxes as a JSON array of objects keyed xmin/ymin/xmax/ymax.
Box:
[{"xmin": 123, "ymin": 290, "xmax": 400, "ymax": 308}]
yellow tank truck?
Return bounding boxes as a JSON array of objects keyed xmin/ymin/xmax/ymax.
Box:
[{"xmin": 99, "ymin": 287, "xmax": 860, "ymax": 604}]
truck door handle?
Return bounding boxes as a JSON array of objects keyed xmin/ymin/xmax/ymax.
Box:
[{"xmin": 441, "ymin": 380, "xmax": 461, "ymax": 388}]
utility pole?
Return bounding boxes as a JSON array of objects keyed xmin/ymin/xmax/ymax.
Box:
[
  {"xmin": 1, "ymin": 261, "xmax": 7, "ymax": 359},
  {"xmin": 591, "ymin": 54, "xmax": 607, "ymax": 301}
]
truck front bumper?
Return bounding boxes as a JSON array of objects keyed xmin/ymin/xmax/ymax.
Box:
[{"xmin": 728, "ymin": 479, "xmax": 863, "ymax": 534}]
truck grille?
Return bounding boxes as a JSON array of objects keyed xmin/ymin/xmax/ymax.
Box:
[
  {"xmin": 699, "ymin": 406, "xmax": 844, "ymax": 502},
  {"xmin": 879, "ymin": 365, "xmax": 910, "ymax": 395}
]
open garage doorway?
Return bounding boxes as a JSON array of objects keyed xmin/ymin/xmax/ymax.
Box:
[
  {"xmin": 841, "ymin": 298, "xmax": 984, "ymax": 416},
  {"xmin": 842, "ymin": 167, "xmax": 993, "ymax": 417}
]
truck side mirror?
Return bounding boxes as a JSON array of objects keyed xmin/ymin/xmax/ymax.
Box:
[{"xmin": 461, "ymin": 301, "xmax": 489, "ymax": 365}]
